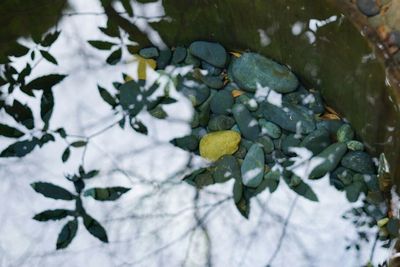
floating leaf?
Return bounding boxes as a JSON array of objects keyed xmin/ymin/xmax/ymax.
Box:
[
  {"xmin": 81, "ymin": 170, "xmax": 100, "ymax": 179},
  {"xmin": 118, "ymin": 80, "xmax": 145, "ymax": 116},
  {"xmin": 9, "ymin": 42, "xmax": 30, "ymax": 57},
  {"xmin": 41, "ymin": 90, "xmax": 54, "ymax": 129},
  {"xmin": 83, "ymin": 187, "xmax": 130, "ymax": 201},
  {"xmin": 88, "ymin": 40, "xmax": 117, "ymax": 50},
  {"xmin": 4, "ymin": 100, "xmax": 34, "ymax": 129},
  {"xmin": 98, "ymin": 85, "xmax": 117, "ymax": 108},
  {"xmin": 0, "ymin": 123, "xmax": 24, "ymax": 138},
  {"xmin": 38, "ymin": 133, "xmax": 55, "ymax": 147},
  {"xmin": 33, "ymin": 209, "xmax": 71, "ymax": 221},
  {"xmin": 121, "ymin": 0, "xmax": 134, "ymax": 16},
  {"xmin": 31, "ymin": 182, "xmax": 75, "ymax": 200},
  {"xmin": 235, "ymin": 197, "xmax": 250, "ymax": 219},
  {"xmin": 106, "ymin": 48, "xmax": 122, "ymax": 65},
  {"xmin": 0, "ymin": 138, "xmax": 38, "ymax": 157},
  {"xmin": 40, "ymin": 50, "xmax": 58, "ymax": 65},
  {"xmin": 61, "ymin": 147, "xmax": 70, "ymax": 162},
  {"xmin": 82, "ymin": 213, "xmax": 108, "ymax": 243},
  {"xmin": 56, "ymin": 219, "xmax": 78, "ymax": 250},
  {"xmin": 70, "ymin": 140, "xmax": 87, "ymax": 147},
  {"xmin": 25, "ymin": 74, "xmax": 67, "ymax": 91},
  {"xmin": 41, "ymin": 31, "xmax": 61, "ymax": 47},
  {"xmin": 283, "ymin": 175, "xmax": 319, "ymax": 202},
  {"xmin": 135, "ymin": 55, "xmax": 156, "ymax": 80},
  {"xmin": 130, "ymin": 119, "xmax": 148, "ymax": 134}
]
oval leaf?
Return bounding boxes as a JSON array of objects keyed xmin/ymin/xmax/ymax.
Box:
[
  {"xmin": 25, "ymin": 74, "xmax": 67, "ymax": 91},
  {"xmin": 0, "ymin": 123, "xmax": 24, "ymax": 138},
  {"xmin": 33, "ymin": 209, "xmax": 71, "ymax": 221},
  {"xmin": 83, "ymin": 187, "xmax": 130, "ymax": 201},
  {"xmin": 0, "ymin": 138, "xmax": 38, "ymax": 157},
  {"xmin": 31, "ymin": 182, "xmax": 75, "ymax": 200},
  {"xmin": 40, "ymin": 50, "xmax": 58, "ymax": 65},
  {"xmin": 56, "ymin": 219, "xmax": 78, "ymax": 250},
  {"xmin": 88, "ymin": 40, "xmax": 116, "ymax": 50},
  {"xmin": 82, "ymin": 213, "xmax": 108, "ymax": 243}
]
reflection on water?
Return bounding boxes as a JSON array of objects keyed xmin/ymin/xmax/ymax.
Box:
[{"xmin": 0, "ymin": 0, "xmax": 400, "ymax": 266}]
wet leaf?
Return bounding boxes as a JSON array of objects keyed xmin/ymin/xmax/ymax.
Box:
[
  {"xmin": 9, "ymin": 42, "xmax": 30, "ymax": 57},
  {"xmin": 56, "ymin": 219, "xmax": 78, "ymax": 249},
  {"xmin": 130, "ymin": 119, "xmax": 148, "ymax": 135},
  {"xmin": 82, "ymin": 213, "xmax": 108, "ymax": 243},
  {"xmin": 40, "ymin": 50, "xmax": 58, "ymax": 65},
  {"xmin": 25, "ymin": 74, "xmax": 67, "ymax": 91},
  {"xmin": 106, "ymin": 48, "xmax": 122, "ymax": 65},
  {"xmin": 0, "ymin": 138, "xmax": 38, "ymax": 157},
  {"xmin": 70, "ymin": 141, "xmax": 87, "ymax": 147},
  {"xmin": 0, "ymin": 123, "xmax": 24, "ymax": 138},
  {"xmin": 88, "ymin": 40, "xmax": 117, "ymax": 50},
  {"xmin": 83, "ymin": 187, "xmax": 130, "ymax": 201},
  {"xmin": 41, "ymin": 90, "xmax": 54, "ymax": 129},
  {"xmin": 98, "ymin": 85, "xmax": 117, "ymax": 108},
  {"xmin": 31, "ymin": 182, "xmax": 75, "ymax": 200},
  {"xmin": 4, "ymin": 100, "xmax": 34, "ymax": 129},
  {"xmin": 61, "ymin": 147, "xmax": 70, "ymax": 162},
  {"xmin": 33, "ymin": 209, "xmax": 71, "ymax": 221},
  {"xmin": 41, "ymin": 31, "xmax": 61, "ymax": 47}
]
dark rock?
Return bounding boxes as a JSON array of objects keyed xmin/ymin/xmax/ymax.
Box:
[
  {"xmin": 356, "ymin": 0, "xmax": 380, "ymax": 17},
  {"xmin": 208, "ymin": 115, "xmax": 235, "ymax": 131},
  {"xmin": 341, "ymin": 151, "xmax": 376, "ymax": 174},
  {"xmin": 232, "ymin": 103, "xmax": 261, "ymax": 141},
  {"xmin": 210, "ymin": 90, "xmax": 234, "ymax": 115},
  {"xmin": 189, "ymin": 41, "xmax": 227, "ymax": 68}
]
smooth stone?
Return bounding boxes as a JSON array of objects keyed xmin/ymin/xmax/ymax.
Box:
[
  {"xmin": 210, "ymin": 90, "xmax": 234, "ymax": 115},
  {"xmin": 199, "ymin": 130, "xmax": 241, "ymax": 161},
  {"xmin": 184, "ymin": 50, "xmax": 201, "ymax": 67},
  {"xmin": 156, "ymin": 49, "xmax": 172, "ymax": 69},
  {"xmin": 347, "ymin": 140, "xmax": 365, "ymax": 151},
  {"xmin": 139, "ymin": 47, "xmax": 159, "ymax": 58},
  {"xmin": 233, "ymin": 144, "xmax": 247, "ymax": 159},
  {"xmin": 236, "ymin": 94, "xmax": 258, "ymax": 111},
  {"xmin": 316, "ymin": 119, "xmax": 344, "ymax": 135},
  {"xmin": 260, "ymin": 102, "xmax": 315, "ymax": 134},
  {"xmin": 197, "ymin": 90, "xmax": 215, "ymax": 126},
  {"xmin": 259, "ymin": 119, "xmax": 282, "ymax": 139},
  {"xmin": 282, "ymin": 86, "xmax": 309, "ymax": 104},
  {"xmin": 172, "ymin": 46, "xmax": 187, "ymax": 64},
  {"xmin": 189, "ymin": 41, "xmax": 227, "ymax": 68},
  {"xmin": 341, "ymin": 151, "xmax": 376, "ymax": 174},
  {"xmin": 331, "ymin": 166, "xmax": 354, "ymax": 186},
  {"xmin": 241, "ymin": 144, "xmax": 265, "ymax": 188},
  {"xmin": 208, "ymin": 115, "xmax": 235, "ymax": 131},
  {"xmin": 192, "ymin": 127, "xmax": 207, "ymax": 139},
  {"xmin": 356, "ymin": 0, "xmax": 380, "ymax": 17},
  {"xmin": 256, "ymin": 136, "xmax": 274, "ymax": 154},
  {"xmin": 309, "ymin": 143, "xmax": 348, "ymax": 179},
  {"xmin": 240, "ymin": 139, "xmax": 254, "ymax": 150},
  {"xmin": 231, "ymin": 52, "xmax": 298, "ymax": 93},
  {"xmin": 263, "ymin": 170, "xmax": 280, "ymax": 193},
  {"xmin": 281, "ymin": 134, "xmax": 301, "ymax": 155},
  {"xmin": 273, "ymin": 133, "xmax": 286, "ymax": 150},
  {"xmin": 201, "ymin": 61, "xmax": 222, "ymax": 75},
  {"xmin": 191, "ymin": 111, "xmax": 200, "ymax": 128},
  {"xmin": 202, "ymin": 75, "xmax": 224, "ymax": 89},
  {"xmin": 300, "ymin": 128, "xmax": 331, "ymax": 155},
  {"xmin": 181, "ymin": 81, "xmax": 210, "ymax": 107},
  {"xmin": 232, "ymin": 103, "xmax": 261, "ymax": 141},
  {"xmin": 301, "ymin": 91, "xmax": 324, "ymax": 114},
  {"xmin": 337, "ymin": 124, "xmax": 354, "ymax": 143},
  {"xmin": 171, "ymin": 135, "xmax": 199, "ymax": 151},
  {"xmin": 363, "ymin": 174, "xmax": 379, "ymax": 191},
  {"xmin": 213, "ymin": 155, "xmax": 241, "ymax": 183}
]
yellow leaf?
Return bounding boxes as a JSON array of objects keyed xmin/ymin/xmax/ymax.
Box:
[
  {"xmin": 230, "ymin": 51, "xmax": 242, "ymax": 58},
  {"xmin": 231, "ymin": 89, "xmax": 244, "ymax": 98},
  {"xmin": 199, "ymin": 131, "xmax": 241, "ymax": 161},
  {"xmin": 134, "ymin": 55, "xmax": 157, "ymax": 80}
]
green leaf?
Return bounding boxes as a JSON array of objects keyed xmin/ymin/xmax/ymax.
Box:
[
  {"xmin": 41, "ymin": 31, "xmax": 61, "ymax": 47},
  {"xmin": 0, "ymin": 123, "xmax": 24, "ymax": 138},
  {"xmin": 17, "ymin": 63, "xmax": 32, "ymax": 83},
  {"xmin": 41, "ymin": 90, "xmax": 54, "ymax": 129},
  {"xmin": 130, "ymin": 119, "xmax": 148, "ymax": 135},
  {"xmin": 106, "ymin": 48, "xmax": 122, "ymax": 65},
  {"xmin": 81, "ymin": 170, "xmax": 100, "ymax": 179},
  {"xmin": 38, "ymin": 133, "xmax": 55, "ymax": 147},
  {"xmin": 0, "ymin": 138, "xmax": 38, "ymax": 157},
  {"xmin": 83, "ymin": 187, "xmax": 130, "ymax": 201},
  {"xmin": 88, "ymin": 40, "xmax": 117, "ymax": 50},
  {"xmin": 235, "ymin": 197, "xmax": 250, "ymax": 219},
  {"xmin": 40, "ymin": 50, "xmax": 58, "ymax": 65},
  {"xmin": 99, "ymin": 20, "xmax": 119, "ymax": 37},
  {"xmin": 33, "ymin": 209, "xmax": 71, "ymax": 221},
  {"xmin": 56, "ymin": 219, "xmax": 78, "ymax": 249},
  {"xmin": 98, "ymin": 85, "xmax": 117, "ymax": 107},
  {"xmin": 25, "ymin": 74, "xmax": 67, "ymax": 91},
  {"xmin": 31, "ymin": 182, "xmax": 75, "ymax": 200},
  {"xmin": 284, "ymin": 175, "xmax": 319, "ymax": 202},
  {"xmin": 119, "ymin": 80, "xmax": 144, "ymax": 116},
  {"xmin": 56, "ymin": 128, "xmax": 67, "ymax": 138},
  {"xmin": 148, "ymin": 106, "xmax": 167, "ymax": 119},
  {"xmin": 121, "ymin": 0, "xmax": 134, "ymax": 16},
  {"xmin": 9, "ymin": 42, "xmax": 30, "ymax": 57},
  {"xmin": 62, "ymin": 147, "xmax": 71, "ymax": 162},
  {"xmin": 4, "ymin": 100, "xmax": 34, "ymax": 129},
  {"xmin": 82, "ymin": 213, "xmax": 108, "ymax": 243},
  {"xmin": 70, "ymin": 140, "xmax": 87, "ymax": 147}
]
